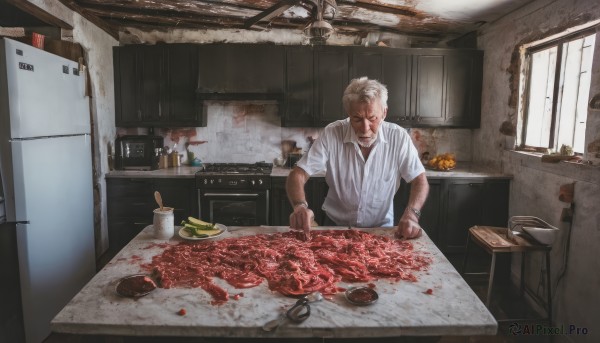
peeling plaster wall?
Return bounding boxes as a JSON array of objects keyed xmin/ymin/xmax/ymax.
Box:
[
  {"xmin": 478, "ymin": 0, "xmax": 600, "ymax": 340},
  {"xmin": 24, "ymin": 1, "xmax": 119, "ymax": 258}
]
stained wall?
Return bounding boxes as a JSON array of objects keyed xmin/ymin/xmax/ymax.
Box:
[{"xmin": 478, "ymin": 0, "xmax": 600, "ymax": 340}]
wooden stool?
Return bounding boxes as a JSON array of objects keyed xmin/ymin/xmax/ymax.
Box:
[{"xmin": 462, "ymin": 225, "xmax": 552, "ymax": 323}]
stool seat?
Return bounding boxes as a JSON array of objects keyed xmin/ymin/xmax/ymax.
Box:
[
  {"xmin": 469, "ymin": 226, "xmax": 551, "ymax": 253},
  {"xmin": 463, "ymin": 225, "xmax": 552, "ymax": 324}
]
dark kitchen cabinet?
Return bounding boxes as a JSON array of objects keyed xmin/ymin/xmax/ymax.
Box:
[
  {"xmin": 283, "ymin": 47, "xmax": 314, "ymax": 127},
  {"xmin": 394, "ymin": 178, "xmax": 443, "ymax": 242},
  {"xmin": 286, "ymin": 46, "xmax": 482, "ymax": 128},
  {"xmin": 394, "ymin": 177, "xmax": 510, "ymax": 253},
  {"xmin": 197, "ymin": 44, "xmax": 285, "ymax": 96},
  {"xmin": 441, "ymin": 179, "xmax": 510, "ymax": 253},
  {"xmin": 314, "ymin": 47, "xmax": 350, "ymax": 126},
  {"xmin": 104, "ymin": 178, "xmax": 197, "ymax": 266},
  {"xmin": 270, "ymin": 176, "xmax": 328, "ymax": 226},
  {"xmin": 282, "ymin": 46, "xmax": 349, "ymax": 127},
  {"xmin": 410, "ymin": 50, "xmax": 483, "ymax": 127},
  {"xmin": 113, "ymin": 44, "xmax": 204, "ymax": 127},
  {"xmin": 351, "ymin": 48, "xmax": 412, "ymax": 123}
]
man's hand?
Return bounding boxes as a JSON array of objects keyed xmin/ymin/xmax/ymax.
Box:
[
  {"xmin": 395, "ymin": 210, "xmax": 422, "ymax": 239},
  {"xmin": 289, "ymin": 205, "xmax": 314, "ymax": 241}
]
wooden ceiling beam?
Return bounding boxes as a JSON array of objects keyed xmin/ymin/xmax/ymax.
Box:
[
  {"xmin": 244, "ymin": 0, "xmax": 301, "ymax": 29},
  {"xmin": 56, "ymin": 0, "xmax": 119, "ymax": 39}
]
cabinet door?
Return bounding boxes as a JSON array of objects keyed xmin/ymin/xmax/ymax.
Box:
[
  {"xmin": 315, "ymin": 48, "xmax": 349, "ymax": 126},
  {"xmin": 383, "ymin": 51, "xmax": 412, "ymax": 124},
  {"xmin": 197, "ymin": 44, "xmax": 284, "ymax": 94},
  {"xmin": 445, "ymin": 51, "xmax": 483, "ymax": 127},
  {"xmin": 283, "ymin": 46, "xmax": 314, "ymax": 127},
  {"xmin": 270, "ymin": 177, "xmax": 292, "ymax": 226},
  {"xmin": 309, "ymin": 178, "xmax": 329, "ymax": 225},
  {"xmin": 412, "ymin": 54, "xmax": 445, "ymax": 125},
  {"xmin": 394, "ymin": 178, "xmax": 442, "ymax": 243},
  {"xmin": 137, "ymin": 45, "xmax": 165, "ymax": 123},
  {"xmin": 351, "ymin": 49, "xmax": 383, "ymax": 80},
  {"xmin": 154, "ymin": 179, "xmax": 198, "ymax": 224},
  {"xmin": 166, "ymin": 44, "xmax": 204, "ymax": 126},
  {"xmin": 481, "ymin": 180, "xmax": 510, "ymax": 227},
  {"xmin": 113, "ymin": 46, "xmax": 140, "ymax": 126},
  {"xmin": 443, "ymin": 180, "xmax": 484, "ymax": 253}
]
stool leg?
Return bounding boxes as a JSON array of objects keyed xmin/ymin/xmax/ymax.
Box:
[
  {"xmin": 546, "ymin": 251, "xmax": 552, "ymax": 325},
  {"xmin": 520, "ymin": 252, "xmax": 526, "ymax": 297},
  {"xmin": 462, "ymin": 233, "xmax": 472, "ymax": 274},
  {"xmin": 486, "ymin": 252, "xmax": 497, "ymax": 308}
]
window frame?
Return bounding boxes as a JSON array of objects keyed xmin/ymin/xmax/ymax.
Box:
[{"xmin": 521, "ymin": 27, "xmax": 596, "ymax": 152}]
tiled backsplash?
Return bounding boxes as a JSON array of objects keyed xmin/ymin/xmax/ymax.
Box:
[{"xmin": 116, "ymin": 101, "xmax": 473, "ymax": 165}]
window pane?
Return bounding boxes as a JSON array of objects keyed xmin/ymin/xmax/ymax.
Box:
[
  {"xmin": 556, "ymin": 34, "xmax": 595, "ymax": 153},
  {"xmin": 525, "ymin": 47, "xmax": 557, "ymax": 147}
]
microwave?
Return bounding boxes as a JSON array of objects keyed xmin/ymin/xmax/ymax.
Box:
[{"xmin": 115, "ymin": 135, "xmax": 163, "ymax": 170}]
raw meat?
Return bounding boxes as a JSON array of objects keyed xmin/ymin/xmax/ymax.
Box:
[{"xmin": 143, "ymin": 229, "xmax": 430, "ymax": 304}]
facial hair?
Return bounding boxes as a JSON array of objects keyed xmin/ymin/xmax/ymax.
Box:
[{"xmin": 357, "ymin": 132, "xmax": 377, "ymax": 148}]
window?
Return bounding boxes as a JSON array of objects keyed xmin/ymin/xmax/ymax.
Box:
[{"xmin": 522, "ymin": 30, "xmax": 596, "ymax": 153}]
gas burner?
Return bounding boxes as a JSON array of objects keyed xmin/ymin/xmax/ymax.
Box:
[{"xmin": 198, "ymin": 162, "xmax": 273, "ymax": 175}]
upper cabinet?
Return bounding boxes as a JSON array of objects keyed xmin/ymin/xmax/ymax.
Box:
[
  {"xmin": 114, "ymin": 44, "xmax": 204, "ymax": 127},
  {"xmin": 410, "ymin": 49, "xmax": 483, "ymax": 127},
  {"xmin": 197, "ymin": 44, "xmax": 285, "ymax": 97},
  {"xmin": 350, "ymin": 47, "xmax": 483, "ymax": 128},
  {"xmin": 114, "ymin": 44, "xmax": 482, "ymax": 128},
  {"xmin": 351, "ymin": 48, "xmax": 412, "ymax": 124}
]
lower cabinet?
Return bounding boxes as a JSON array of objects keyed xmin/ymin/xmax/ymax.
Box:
[
  {"xmin": 397, "ymin": 178, "xmax": 510, "ymax": 253},
  {"xmin": 104, "ymin": 178, "xmax": 197, "ymax": 265},
  {"xmin": 270, "ymin": 177, "xmax": 328, "ymax": 226}
]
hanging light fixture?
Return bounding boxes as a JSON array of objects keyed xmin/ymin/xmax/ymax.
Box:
[{"xmin": 303, "ymin": 0, "xmax": 337, "ymax": 45}]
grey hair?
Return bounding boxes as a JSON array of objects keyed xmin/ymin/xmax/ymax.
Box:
[{"xmin": 342, "ymin": 77, "xmax": 388, "ymax": 113}]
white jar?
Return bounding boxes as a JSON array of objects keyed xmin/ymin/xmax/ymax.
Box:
[{"xmin": 153, "ymin": 207, "xmax": 174, "ymax": 239}]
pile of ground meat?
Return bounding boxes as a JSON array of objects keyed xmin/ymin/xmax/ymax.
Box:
[{"xmin": 142, "ymin": 229, "xmax": 430, "ymax": 305}]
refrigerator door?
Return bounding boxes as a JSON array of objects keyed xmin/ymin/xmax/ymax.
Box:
[
  {"xmin": 11, "ymin": 135, "xmax": 95, "ymax": 343},
  {"xmin": 2, "ymin": 38, "xmax": 89, "ymax": 138}
]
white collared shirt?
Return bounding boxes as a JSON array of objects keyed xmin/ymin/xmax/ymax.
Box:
[{"xmin": 296, "ymin": 118, "xmax": 425, "ymax": 227}]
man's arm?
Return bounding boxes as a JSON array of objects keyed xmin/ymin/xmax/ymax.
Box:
[
  {"xmin": 396, "ymin": 173, "xmax": 429, "ymax": 239},
  {"xmin": 286, "ymin": 166, "xmax": 314, "ymax": 239}
]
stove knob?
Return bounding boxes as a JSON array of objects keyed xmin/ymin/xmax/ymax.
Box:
[
  {"xmin": 258, "ymin": 179, "xmax": 263, "ymax": 185},
  {"xmin": 210, "ymin": 179, "xmax": 214, "ymax": 184},
  {"xmin": 250, "ymin": 180, "xmax": 256, "ymax": 186},
  {"xmin": 203, "ymin": 178, "xmax": 207, "ymax": 185}
]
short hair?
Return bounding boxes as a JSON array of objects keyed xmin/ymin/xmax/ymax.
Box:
[{"xmin": 342, "ymin": 77, "xmax": 388, "ymax": 114}]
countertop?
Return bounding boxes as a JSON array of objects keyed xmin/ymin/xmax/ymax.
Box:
[
  {"xmin": 51, "ymin": 226, "xmax": 497, "ymax": 339},
  {"xmin": 106, "ymin": 163, "xmax": 511, "ymax": 179}
]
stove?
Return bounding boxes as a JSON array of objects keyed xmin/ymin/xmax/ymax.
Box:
[
  {"xmin": 196, "ymin": 162, "xmax": 272, "ymax": 190},
  {"xmin": 195, "ymin": 162, "xmax": 272, "ymax": 226},
  {"xmin": 198, "ymin": 162, "xmax": 273, "ymax": 175}
]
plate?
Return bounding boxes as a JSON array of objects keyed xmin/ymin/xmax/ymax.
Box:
[
  {"xmin": 425, "ymin": 165, "xmax": 455, "ymax": 172},
  {"xmin": 115, "ymin": 274, "xmax": 157, "ymax": 297},
  {"xmin": 178, "ymin": 223, "xmax": 227, "ymax": 240},
  {"xmin": 344, "ymin": 286, "xmax": 379, "ymax": 306}
]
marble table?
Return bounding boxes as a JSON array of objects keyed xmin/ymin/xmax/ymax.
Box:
[{"xmin": 51, "ymin": 226, "xmax": 497, "ymax": 339}]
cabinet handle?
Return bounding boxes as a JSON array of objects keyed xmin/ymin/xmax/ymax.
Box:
[
  {"xmin": 133, "ymin": 222, "xmax": 151, "ymax": 225},
  {"xmin": 468, "ymin": 183, "xmax": 482, "ymax": 187},
  {"xmin": 159, "ymin": 103, "xmax": 162, "ymax": 117}
]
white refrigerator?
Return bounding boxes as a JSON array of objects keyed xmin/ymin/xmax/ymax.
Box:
[{"xmin": 0, "ymin": 38, "xmax": 96, "ymax": 343}]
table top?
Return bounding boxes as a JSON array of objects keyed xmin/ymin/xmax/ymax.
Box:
[{"xmin": 51, "ymin": 226, "xmax": 497, "ymax": 338}]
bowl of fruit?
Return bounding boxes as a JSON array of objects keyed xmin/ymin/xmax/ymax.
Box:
[{"xmin": 426, "ymin": 153, "xmax": 456, "ymax": 171}]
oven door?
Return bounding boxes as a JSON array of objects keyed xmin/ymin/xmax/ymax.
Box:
[{"xmin": 199, "ymin": 190, "xmax": 269, "ymax": 226}]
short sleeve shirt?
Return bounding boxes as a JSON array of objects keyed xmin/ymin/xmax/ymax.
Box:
[{"xmin": 295, "ymin": 118, "xmax": 425, "ymax": 227}]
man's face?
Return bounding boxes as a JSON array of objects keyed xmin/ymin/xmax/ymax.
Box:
[{"xmin": 348, "ymin": 99, "xmax": 387, "ymax": 148}]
